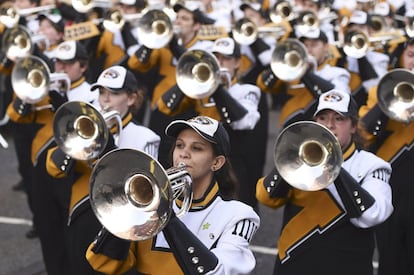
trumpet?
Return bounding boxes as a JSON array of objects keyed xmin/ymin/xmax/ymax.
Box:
[
  {"xmin": 176, "ymin": 49, "xmax": 230, "ymax": 101},
  {"xmin": 72, "ymin": 0, "xmax": 113, "ymax": 13},
  {"xmin": 11, "ymin": 55, "xmax": 70, "ymax": 104},
  {"xmin": 53, "ymin": 101, "xmax": 123, "ymax": 160},
  {"xmin": 232, "ymin": 18, "xmax": 286, "ymax": 45},
  {"xmin": 137, "ymin": 9, "xmax": 173, "ymax": 49},
  {"xmin": 273, "ymin": 121, "xmax": 343, "ymax": 191},
  {"xmin": 377, "ymin": 69, "xmax": 414, "ymax": 123},
  {"xmin": 89, "ymin": 148, "xmax": 192, "ymax": 241},
  {"xmin": 270, "ymin": 38, "xmax": 309, "ymax": 82}
]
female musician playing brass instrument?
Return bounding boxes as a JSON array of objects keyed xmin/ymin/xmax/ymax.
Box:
[
  {"xmin": 86, "ymin": 115, "xmax": 260, "ymax": 275},
  {"xmin": 256, "ymin": 89, "xmax": 393, "ymax": 275}
]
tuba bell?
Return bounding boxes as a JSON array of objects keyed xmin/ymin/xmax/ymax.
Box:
[
  {"xmin": 137, "ymin": 9, "xmax": 173, "ymax": 49},
  {"xmin": 11, "ymin": 55, "xmax": 70, "ymax": 104},
  {"xmin": 176, "ymin": 49, "xmax": 225, "ymax": 100},
  {"xmin": 53, "ymin": 101, "xmax": 123, "ymax": 160},
  {"xmin": 270, "ymin": 38, "xmax": 309, "ymax": 81},
  {"xmin": 377, "ymin": 69, "xmax": 414, "ymax": 123},
  {"xmin": 89, "ymin": 148, "xmax": 192, "ymax": 241},
  {"xmin": 273, "ymin": 121, "xmax": 343, "ymax": 191}
]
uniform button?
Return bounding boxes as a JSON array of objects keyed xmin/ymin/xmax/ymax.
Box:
[
  {"xmin": 187, "ymin": 247, "xmax": 195, "ymax": 254},
  {"xmin": 192, "ymin": 256, "xmax": 199, "ymax": 264}
]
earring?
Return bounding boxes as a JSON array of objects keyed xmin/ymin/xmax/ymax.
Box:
[{"xmin": 211, "ymin": 166, "xmax": 216, "ymax": 171}]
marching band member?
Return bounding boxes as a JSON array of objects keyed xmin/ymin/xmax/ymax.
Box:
[
  {"xmin": 158, "ymin": 37, "xmax": 262, "ymax": 210},
  {"xmin": 358, "ymin": 37, "xmax": 414, "ymax": 275},
  {"xmin": 86, "ymin": 115, "xmax": 260, "ymax": 275},
  {"xmin": 127, "ymin": 0, "xmax": 216, "ymax": 167},
  {"xmin": 45, "ymin": 65, "xmax": 160, "ymax": 274},
  {"xmin": 257, "ymin": 89, "xmax": 393, "ymax": 275},
  {"xmin": 257, "ymin": 29, "xmax": 348, "ymax": 128}
]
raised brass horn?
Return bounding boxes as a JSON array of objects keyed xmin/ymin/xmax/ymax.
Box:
[
  {"xmin": 0, "ymin": 2, "xmax": 19, "ymax": 28},
  {"xmin": 53, "ymin": 101, "xmax": 123, "ymax": 160},
  {"xmin": 176, "ymin": 49, "xmax": 225, "ymax": 100},
  {"xmin": 269, "ymin": 0, "xmax": 296, "ymax": 23},
  {"xmin": 101, "ymin": 8, "xmax": 143, "ymax": 31},
  {"xmin": 72, "ymin": 0, "xmax": 112, "ymax": 13},
  {"xmin": 342, "ymin": 30, "xmax": 369, "ymax": 59},
  {"xmin": 273, "ymin": 121, "xmax": 343, "ymax": 191},
  {"xmin": 232, "ymin": 17, "xmax": 285, "ymax": 45},
  {"xmin": 89, "ymin": 148, "xmax": 192, "ymax": 241},
  {"xmin": 11, "ymin": 55, "xmax": 70, "ymax": 104},
  {"xmin": 137, "ymin": 9, "xmax": 173, "ymax": 49},
  {"xmin": 270, "ymin": 38, "xmax": 309, "ymax": 81},
  {"xmin": 295, "ymin": 10, "xmax": 320, "ymax": 35},
  {"xmin": 377, "ymin": 69, "xmax": 414, "ymax": 123}
]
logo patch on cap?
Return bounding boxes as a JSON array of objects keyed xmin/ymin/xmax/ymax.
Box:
[
  {"xmin": 102, "ymin": 69, "xmax": 120, "ymax": 80},
  {"xmin": 188, "ymin": 116, "xmax": 215, "ymax": 126},
  {"xmin": 322, "ymin": 92, "xmax": 343, "ymax": 103}
]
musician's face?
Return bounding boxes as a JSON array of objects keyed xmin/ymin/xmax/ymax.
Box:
[
  {"xmin": 54, "ymin": 59, "xmax": 86, "ymax": 83},
  {"xmin": 98, "ymin": 88, "xmax": 136, "ymax": 117},
  {"xmin": 402, "ymin": 43, "xmax": 414, "ymax": 71},
  {"xmin": 302, "ymin": 38, "xmax": 329, "ymax": 65},
  {"xmin": 314, "ymin": 109, "xmax": 355, "ymax": 150},
  {"xmin": 214, "ymin": 53, "xmax": 240, "ymax": 78},
  {"xmin": 37, "ymin": 19, "xmax": 63, "ymax": 47},
  {"xmin": 175, "ymin": 9, "xmax": 199, "ymax": 38}
]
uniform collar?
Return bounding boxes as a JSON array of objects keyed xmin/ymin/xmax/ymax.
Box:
[
  {"xmin": 176, "ymin": 179, "xmax": 219, "ymax": 211},
  {"xmin": 343, "ymin": 141, "xmax": 356, "ymax": 161},
  {"xmin": 70, "ymin": 76, "xmax": 86, "ymax": 89},
  {"xmin": 109, "ymin": 112, "xmax": 133, "ymax": 134}
]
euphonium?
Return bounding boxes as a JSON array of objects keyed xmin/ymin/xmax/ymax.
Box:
[
  {"xmin": 295, "ymin": 10, "xmax": 320, "ymax": 35},
  {"xmin": 342, "ymin": 30, "xmax": 369, "ymax": 59},
  {"xmin": 273, "ymin": 121, "xmax": 343, "ymax": 191},
  {"xmin": 137, "ymin": 9, "xmax": 173, "ymax": 49},
  {"xmin": 11, "ymin": 55, "xmax": 70, "ymax": 104},
  {"xmin": 176, "ymin": 49, "xmax": 224, "ymax": 100},
  {"xmin": 270, "ymin": 38, "xmax": 309, "ymax": 81},
  {"xmin": 89, "ymin": 148, "xmax": 192, "ymax": 241},
  {"xmin": 377, "ymin": 69, "xmax": 414, "ymax": 123},
  {"xmin": 0, "ymin": 2, "xmax": 19, "ymax": 28},
  {"xmin": 232, "ymin": 17, "xmax": 286, "ymax": 45},
  {"xmin": 53, "ymin": 101, "xmax": 123, "ymax": 160},
  {"xmin": 269, "ymin": 0, "xmax": 296, "ymax": 23}
]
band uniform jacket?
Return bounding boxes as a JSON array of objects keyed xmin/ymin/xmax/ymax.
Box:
[
  {"xmin": 257, "ymin": 60, "xmax": 350, "ymax": 128},
  {"xmin": 45, "ymin": 112, "xmax": 160, "ymax": 274},
  {"xmin": 86, "ymin": 181, "xmax": 261, "ymax": 275},
  {"xmin": 256, "ymin": 142, "xmax": 393, "ymax": 274}
]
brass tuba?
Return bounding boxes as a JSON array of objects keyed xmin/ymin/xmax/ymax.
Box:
[
  {"xmin": 273, "ymin": 121, "xmax": 343, "ymax": 191},
  {"xmin": 53, "ymin": 101, "xmax": 123, "ymax": 160},
  {"xmin": 11, "ymin": 55, "xmax": 70, "ymax": 104},
  {"xmin": 176, "ymin": 49, "xmax": 226, "ymax": 100},
  {"xmin": 377, "ymin": 69, "xmax": 414, "ymax": 123},
  {"xmin": 89, "ymin": 148, "xmax": 192, "ymax": 241},
  {"xmin": 295, "ymin": 10, "xmax": 320, "ymax": 35},
  {"xmin": 137, "ymin": 9, "xmax": 173, "ymax": 49},
  {"xmin": 270, "ymin": 38, "xmax": 309, "ymax": 81}
]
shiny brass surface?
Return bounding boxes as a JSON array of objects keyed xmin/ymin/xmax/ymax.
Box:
[{"xmin": 273, "ymin": 121, "xmax": 343, "ymax": 191}]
